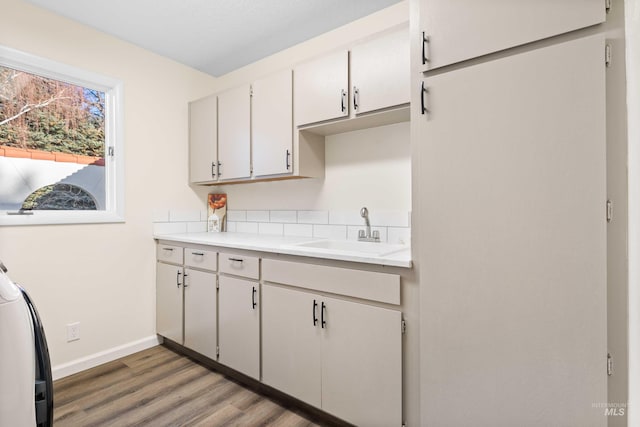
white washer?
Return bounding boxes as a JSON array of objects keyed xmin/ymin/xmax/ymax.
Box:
[{"xmin": 0, "ymin": 269, "xmax": 36, "ymax": 427}]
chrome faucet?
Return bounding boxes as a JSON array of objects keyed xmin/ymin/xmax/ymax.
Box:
[{"xmin": 358, "ymin": 207, "xmax": 380, "ymax": 242}]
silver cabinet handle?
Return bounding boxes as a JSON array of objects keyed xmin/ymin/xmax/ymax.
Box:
[
  {"xmin": 162, "ymin": 247, "xmax": 174, "ymax": 251},
  {"xmin": 211, "ymin": 162, "xmax": 216, "ymax": 178},
  {"xmin": 217, "ymin": 161, "xmax": 222, "ymax": 177},
  {"xmin": 228, "ymin": 257, "xmax": 244, "ymax": 263},
  {"xmin": 183, "ymin": 272, "xmax": 189, "ymax": 287},
  {"xmin": 192, "ymin": 252, "xmax": 204, "ymax": 256},
  {"xmin": 176, "ymin": 271, "xmax": 182, "ymax": 288},
  {"xmin": 340, "ymin": 89, "xmax": 346, "ymax": 113},
  {"xmin": 286, "ymin": 149, "xmax": 291, "ymax": 170}
]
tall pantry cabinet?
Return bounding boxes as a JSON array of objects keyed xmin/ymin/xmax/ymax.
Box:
[{"xmin": 412, "ymin": 1, "xmax": 609, "ymax": 426}]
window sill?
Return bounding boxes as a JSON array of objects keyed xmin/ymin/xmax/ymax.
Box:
[{"xmin": 0, "ymin": 211, "xmax": 125, "ymax": 226}]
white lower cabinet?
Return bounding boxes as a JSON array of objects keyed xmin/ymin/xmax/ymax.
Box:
[
  {"xmin": 156, "ymin": 246, "xmax": 217, "ymax": 357},
  {"xmin": 157, "ymin": 244, "xmax": 402, "ymax": 425},
  {"xmin": 218, "ymin": 275, "xmax": 260, "ymax": 379},
  {"xmin": 262, "ymin": 284, "xmax": 322, "ymax": 407},
  {"xmin": 183, "ymin": 268, "xmax": 217, "ymax": 360},
  {"xmin": 156, "ymin": 261, "xmax": 184, "ymax": 344},
  {"xmin": 262, "ymin": 284, "xmax": 402, "ymax": 427}
]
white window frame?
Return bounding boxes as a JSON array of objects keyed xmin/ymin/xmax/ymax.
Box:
[{"xmin": 0, "ymin": 45, "xmax": 124, "ymax": 226}]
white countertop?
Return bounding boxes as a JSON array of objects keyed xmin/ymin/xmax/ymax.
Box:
[{"xmin": 154, "ymin": 232, "xmax": 412, "ymax": 268}]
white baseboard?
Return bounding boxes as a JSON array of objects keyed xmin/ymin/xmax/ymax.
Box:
[{"xmin": 52, "ymin": 335, "xmax": 161, "ymax": 380}]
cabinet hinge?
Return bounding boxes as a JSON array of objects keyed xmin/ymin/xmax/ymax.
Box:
[
  {"xmin": 216, "ymin": 277, "xmax": 219, "ymax": 290},
  {"xmin": 607, "ymin": 199, "xmax": 613, "ymax": 223},
  {"xmin": 607, "ymin": 352, "xmax": 613, "ymax": 376},
  {"xmin": 108, "ymin": 146, "xmax": 115, "ymax": 157},
  {"xmin": 216, "ymin": 346, "xmax": 220, "ymax": 359},
  {"xmin": 401, "ymin": 319, "xmax": 407, "ymax": 335},
  {"xmin": 605, "ymin": 44, "xmax": 612, "ymax": 67},
  {"xmin": 605, "ymin": 0, "xmax": 612, "ymax": 13}
]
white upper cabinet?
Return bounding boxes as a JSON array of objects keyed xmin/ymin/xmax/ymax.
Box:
[
  {"xmin": 351, "ymin": 27, "xmax": 410, "ymax": 115},
  {"xmin": 295, "ymin": 28, "xmax": 410, "ymax": 129},
  {"xmin": 418, "ymin": 0, "xmax": 605, "ymax": 71},
  {"xmin": 252, "ymin": 69, "xmax": 293, "ymax": 177},
  {"xmin": 294, "ymin": 50, "xmax": 349, "ymax": 126},
  {"xmin": 218, "ymin": 84, "xmax": 251, "ymax": 181},
  {"xmin": 189, "ymin": 95, "xmax": 217, "ymax": 183}
]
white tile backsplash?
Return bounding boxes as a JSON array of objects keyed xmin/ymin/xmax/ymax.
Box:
[
  {"xmin": 259, "ymin": 222, "xmax": 284, "ymax": 236},
  {"xmin": 298, "ymin": 210, "xmax": 329, "ymax": 224},
  {"xmin": 283, "ymin": 223, "xmax": 313, "ymax": 237},
  {"xmin": 227, "ymin": 210, "xmax": 247, "ymax": 222},
  {"xmin": 329, "ymin": 210, "xmax": 364, "ymax": 226},
  {"xmin": 187, "ymin": 221, "xmax": 207, "ymax": 233},
  {"xmin": 153, "ymin": 207, "xmax": 410, "ymax": 241},
  {"xmin": 269, "ymin": 210, "xmax": 297, "ymax": 223},
  {"xmin": 153, "ymin": 222, "xmax": 188, "ymax": 235},
  {"xmin": 236, "ymin": 222, "xmax": 259, "ymax": 234},
  {"xmin": 246, "ymin": 210, "xmax": 270, "ymax": 222},
  {"xmin": 313, "ymin": 224, "xmax": 347, "ymax": 240}
]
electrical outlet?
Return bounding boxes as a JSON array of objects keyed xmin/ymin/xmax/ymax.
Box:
[{"xmin": 67, "ymin": 322, "xmax": 80, "ymax": 342}]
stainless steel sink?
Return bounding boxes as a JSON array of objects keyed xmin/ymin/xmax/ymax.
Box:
[{"xmin": 291, "ymin": 239, "xmax": 408, "ymax": 256}]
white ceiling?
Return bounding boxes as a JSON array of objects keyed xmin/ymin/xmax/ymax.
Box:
[{"xmin": 24, "ymin": 0, "xmax": 402, "ymax": 77}]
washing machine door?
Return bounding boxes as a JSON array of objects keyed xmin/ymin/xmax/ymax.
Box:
[{"xmin": 0, "ymin": 270, "xmax": 36, "ymax": 427}]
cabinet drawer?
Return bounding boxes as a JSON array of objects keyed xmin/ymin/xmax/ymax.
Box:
[
  {"xmin": 262, "ymin": 259, "xmax": 399, "ymax": 305},
  {"xmin": 184, "ymin": 247, "xmax": 217, "ymax": 271},
  {"xmin": 156, "ymin": 244, "xmax": 184, "ymax": 265},
  {"xmin": 219, "ymin": 252, "xmax": 259, "ymax": 279}
]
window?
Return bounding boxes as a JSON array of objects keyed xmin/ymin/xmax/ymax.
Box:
[{"xmin": 0, "ymin": 45, "xmax": 123, "ymax": 225}]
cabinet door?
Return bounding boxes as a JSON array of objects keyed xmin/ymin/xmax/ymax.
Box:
[
  {"xmin": 294, "ymin": 50, "xmax": 348, "ymax": 126},
  {"xmin": 189, "ymin": 95, "xmax": 217, "ymax": 183},
  {"xmin": 351, "ymin": 27, "xmax": 410, "ymax": 115},
  {"xmin": 218, "ymin": 275, "xmax": 260, "ymax": 379},
  {"xmin": 218, "ymin": 85, "xmax": 251, "ymax": 180},
  {"xmin": 321, "ymin": 297, "xmax": 402, "ymax": 427},
  {"xmin": 416, "ymin": 35, "xmax": 606, "ymax": 426},
  {"xmin": 419, "ymin": 0, "xmax": 605, "ymax": 71},
  {"xmin": 183, "ymin": 269, "xmax": 217, "ymax": 360},
  {"xmin": 252, "ymin": 69, "xmax": 293, "ymax": 177},
  {"xmin": 262, "ymin": 284, "xmax": 322, "ymax": 407},
  {"xmin": 156, "ymin": 262, "xmax": 183, "ymax": 344}
]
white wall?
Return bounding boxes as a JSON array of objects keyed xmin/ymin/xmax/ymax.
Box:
[
  {"xmin": 220, "ymin": 122, "xmax": 410, "ymax": 211},
  {"xmin": 0, "ymin": 0, "xmax": 217, "ymax": 372},
  {"xmin": 626, "ymin": 0, "xmax": 640, "ymax": 424}
]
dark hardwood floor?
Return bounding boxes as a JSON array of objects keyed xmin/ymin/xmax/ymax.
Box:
[{"xmin": 53, "ymin": 345, "xmax": 322, "ymax": 426}]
